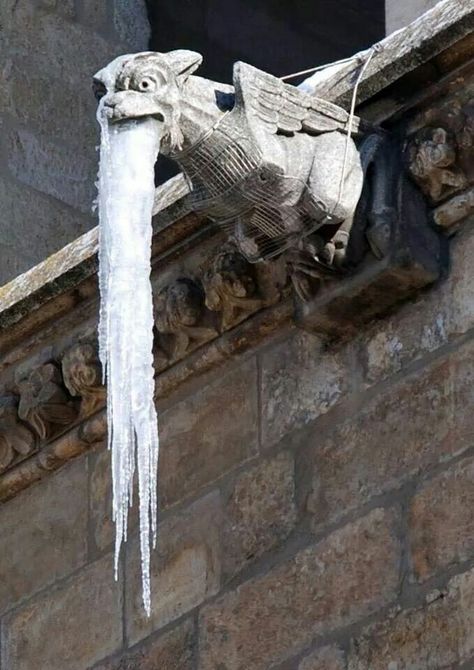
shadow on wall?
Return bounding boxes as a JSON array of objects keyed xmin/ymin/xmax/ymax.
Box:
[
  {"xmin": 146, "ymin": 0, "xmax": 385, "ymax": 83},
  {"xmin": 146, "ymin": 0, "xmax": 385, "ymax": 182}
]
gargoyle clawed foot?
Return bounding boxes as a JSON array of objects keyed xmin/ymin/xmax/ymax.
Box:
[
  {"xmin": 319, "ymin": 230, "xmax": 350, "ymax": 268},
  {"xmin": 286, "ymin": 233, "xmax": 348, "ymax": 301}
]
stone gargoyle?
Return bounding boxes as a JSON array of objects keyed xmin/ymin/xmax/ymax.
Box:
[{"xmin": 93, "ymin": 50, "xmax": 397, "ymax": 300}]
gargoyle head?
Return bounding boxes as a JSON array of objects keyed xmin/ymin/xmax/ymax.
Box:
[{"xmin": 93, "ymin": 50, "xmax": 203, "ymax": 151}]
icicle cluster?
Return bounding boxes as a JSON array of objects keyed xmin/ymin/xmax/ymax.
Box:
[{"xmin": 96, "ymin": 102, "xmax": 163, "ymax": 616}]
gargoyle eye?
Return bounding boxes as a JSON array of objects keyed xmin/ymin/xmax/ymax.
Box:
[{"xmin": 138, "ymin": 76, "xmax": 158, "ymax": 92}]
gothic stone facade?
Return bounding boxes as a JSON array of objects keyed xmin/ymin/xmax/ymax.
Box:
[{"xmin": 0, "ymin": 1, "xmax": 474, "ymax": 669}]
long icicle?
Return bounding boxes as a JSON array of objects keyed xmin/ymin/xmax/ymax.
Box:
[{"xmin": 96, "ymin": 101, "xmax": 163, "ymax": 616}]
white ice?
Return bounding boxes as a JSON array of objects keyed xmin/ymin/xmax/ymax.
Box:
[{"xmin": 96, "ymin": 102, "xmax": 163, "ymax": 617}]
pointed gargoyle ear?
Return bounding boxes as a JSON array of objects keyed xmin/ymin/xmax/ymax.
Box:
[{"xmin": 166, "ymin": 50, "xmax": 203, "ymax": 81}]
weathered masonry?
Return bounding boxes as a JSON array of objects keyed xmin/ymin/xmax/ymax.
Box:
[{"xmin": 0, "ymin": 1, "xmax": 474, "ymax": 668}]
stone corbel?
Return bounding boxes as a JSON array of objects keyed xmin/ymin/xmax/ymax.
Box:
[
  {"xmin": 407, "ymin": 98, "xmax": 474, "ymax": 203},
  {"xmin": 16, "ymin": 363, "xmax": 79, "ymax": 441},
  {"xmin": 202, "ymin": 245, "xmax": 264, "ymax": 331},
  {"xmin": 61, "ymin": 343, "xmax": 106, "ymax": 417},
  {"xmin": 295, "ymin": 161, "xmax": 446, "ymax": 339},
  {"xmin": 154, "ymin": 277, "xmax": 217, "ymax": 362},
  {"xmin": 407, "ymin": 127, "xmax": 467, "ymax": 202}
]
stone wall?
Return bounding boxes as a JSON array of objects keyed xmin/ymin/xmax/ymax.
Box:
[
  {"xmin": 0, "ymin": 0, "xmax": 149, "ymax": 284},
  {"xmin": 2, "ymin": 218, "xmax": 474, "ymax": 668},
  {"xmin": 1, "ymin": 2, "xmax": 473, "ymax": 668}
]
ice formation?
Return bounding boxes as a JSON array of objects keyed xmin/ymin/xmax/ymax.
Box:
[{"xmin": 96, "ymin": 102, "xmax": 163, "ymax": 616}]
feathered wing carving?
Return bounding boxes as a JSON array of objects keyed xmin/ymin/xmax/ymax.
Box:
[{"xmin": 233, "ymin": 61, "xmax": 370, "ymax": 138}]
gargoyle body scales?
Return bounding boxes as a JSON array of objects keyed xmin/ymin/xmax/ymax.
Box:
[{"xmin": 94, "ymin": 50, "xmax": 394, "ymax": 296}]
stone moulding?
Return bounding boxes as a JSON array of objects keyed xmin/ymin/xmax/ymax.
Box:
[
  {"xmin": 0, "ymin": 0, "xmax": 473, "ymax": 502},
  {"xmin": 0, "ymin": 299, "xmax": 292, "ymax": 503}
]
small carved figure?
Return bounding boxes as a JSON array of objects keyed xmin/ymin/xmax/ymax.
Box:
[
  {"xmin": 407, "ymin": 127, "xmax": 467, "ymax": 201},
  {"xmin": 155, "ymin": 277, "xmax": 216, "ymax": 359},
  {"xmin": 0, "ymin": 396, "xmax": 36, "ymax": 473},
  {"xmin": 202, "ymin": 246, "xmax": 263, "ymax": 330},
  {"xmin": 16, "ymin": 363, "xmax": 78, "ymax": 441},
  {"xmin": 93, "ymin": 50, "xmax": 396, "ymax": 297},
  {"xmin": 62, "ymin": 343, "xmax": 105, "ymax": 416}
]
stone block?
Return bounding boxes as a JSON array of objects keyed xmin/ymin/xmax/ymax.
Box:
[
  {"xmin": 94, "ymin": 618, "xmax": 195, "ymax": 670},
  {"xmin": 3, "ymin": 62, "xmax": 99, "ymax": 151},
  {"xmin": 199, "ymin": 508, "xmax": 400, "ymax": 670},
  {"xmin": 0, "ymin": 59, "xmax": 14, "ymax": 115},
  {"xmin": 306, "ymin": 357, "xmax": 455, "ymax": 529},
  {"xmin": 0, "ymin": 457, "xmax": 87, "ymax": 615},
  {"xmin": 126, "ymin": 492, "xmax": 222, "ymax": 646},
  {"xmin": 36, "ymin": 0, "xmax": 75, "ymax": 18},
  {"xmin": 7, "ymin": 127, "xmax": 97, "ymax": 214},
  {"xmin": 451, "ymin": 338, "xmax": 474, "ymax": 452},
  {"xmin": 89, "ymin": 446, "xmax": 114, "ymax": 554},
  {"xmin": 77, "ymin": 0, "xmax": 109, "ymax": 31},
  {"xmin": 299, "ymin": 646, "xmax": 346, "ymax": 670},
  {"xmin": 348, "ymin": 568, "xmax": 474, "ymax": 668},
  {"xmin": 360, "ymin": 290, "xmax": 447, "ymax": 384},
  {"xmin": 222, "ymin": 451, "xmax": 296, "ymax": 578},
  {"xmin": 2, "ymin": 553, "xmax": 123, "ymax": 670},
  {"xmin": 113, "ymin": 0, "xmax": 151, "ymax": 50},
  {"xmin": 296, "ymin": 176, "xmax": 444, "ymax": 340},
  {"xmin": 5, "ymin": 10, "xmax": 125, "ymax": 83},
  {"xmin": 409, "ymin": 456, "xmax": 474, "ymax": 582},
  {"xmin": 0, "ymin": 0, "xmax": 36, "ymax": 33},
  {"xmin": 159, "ymin": 359, "xmax": 258, "ymax": 508},
  {"xmin": 0, "ymin": 176, "xmax": 92, "ymax": 284},
  {"xmin": 260, "ymin": 330, "xmax": 350, "ymax": 447},
  {"xmin": 448, "ymin": 226, "xmax": 474, "ymax": 337}
]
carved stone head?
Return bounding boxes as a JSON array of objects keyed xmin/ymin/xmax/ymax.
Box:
[{"xmin": 93, "ymin": 50, "xmax": 202, "ymax": 151}]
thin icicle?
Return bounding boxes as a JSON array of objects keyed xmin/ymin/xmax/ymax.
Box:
[{"xmin": 96, "ymin": 101, "xmax": 163, "ymax": 616}]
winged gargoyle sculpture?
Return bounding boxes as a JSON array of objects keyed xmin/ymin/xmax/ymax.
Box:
[{"xmin": 94, "ymin": 50, "xmax": 396, "ymax": 300}]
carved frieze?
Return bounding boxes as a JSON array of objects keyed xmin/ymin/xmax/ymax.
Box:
[
  {"xmin": 0, "ymin": 396, "xmax": 36, "ymax": 473},
  {"xmin": 155, "ymin": 278, "xmax": 216, "ymax": 361},
  {"xmin": 62, "ymin": 343, "xmax": 105, "ymax": 416},
  {"xmin": 16, "ymin": 363, "xmax": 79, "ymax": 441},
  {"xmin": 202, "ymin": 245, "xmax": 263, "ymax": 330}
]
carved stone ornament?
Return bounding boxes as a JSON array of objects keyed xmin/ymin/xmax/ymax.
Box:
[
  {"xmin": 407, "ymin": 127, "xmax": 467, "ymax": 201},
  {"xmin": 93, "ymin": 51, "xmax": 396, "ymax": 287},
  {"xmin": 16, "ymin": 363, "xmax": 79, "ymax": 441},
  {"xmin": 202, "ymin": 245, "xmax": 263, "ymax": 330},
  {"xmin": 62, "ymin": 343, "xmax": 105, "ymax": 416},
  {"xmin": 93, "ymin": 49, "xmax": 445, "ymax": 333},
  {"xmin": 0, "ymin": 396, "xmax": 36, "ymax": 473},
  {"xmin": 416, "ymin": 98, "xmax": 474, "ymax": 185},
  {"xmin": 155, "ymin": 277, "xmax": 216, "ymax": 360}
]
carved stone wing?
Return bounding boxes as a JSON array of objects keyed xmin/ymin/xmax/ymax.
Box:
[{"xmin": 233, "ymin": 61, "xmax": 371, "ymax": 137}]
